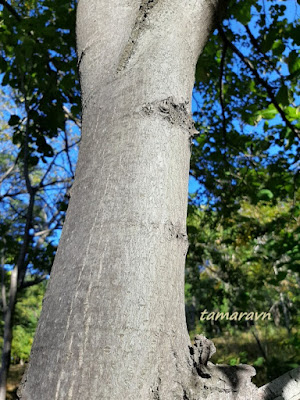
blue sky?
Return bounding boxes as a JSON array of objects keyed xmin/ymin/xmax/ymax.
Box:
[{"xmin": 189, "ymin": 0, "xmax": 300, "ymax": 196}]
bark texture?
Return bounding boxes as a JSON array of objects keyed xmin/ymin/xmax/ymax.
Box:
[
  {"xmin": 258, "ymin": 367, "xmax": 300, "ymax": 400},
  {"xmin": 17, "ymin": 1, "xmax": 296, "ymax": 399}
]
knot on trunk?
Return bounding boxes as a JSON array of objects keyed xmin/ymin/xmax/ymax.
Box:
[
  {"xmin": 142, "ymin": 97, "xmax": 198, "ymax": 137},
  {"xmin": 190, "ymin": 334, "xmax": 216, "ymax": 378}
]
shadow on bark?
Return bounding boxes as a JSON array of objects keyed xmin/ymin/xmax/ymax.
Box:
[{"xmin": 188, "ymin": 336, "xmax": 299, "ymax": 400}]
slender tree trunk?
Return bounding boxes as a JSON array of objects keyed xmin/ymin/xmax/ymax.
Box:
[
  {"xmin": 0, "ymin": 265, "xmax": 18, "ymax": 400},
  {"xmin": 0, "ymin": 191, "xmax": 35, "ymax": 400},
  {"xmin": 18, "ymin": 2, "xmax": 261, "ymax": 399}
]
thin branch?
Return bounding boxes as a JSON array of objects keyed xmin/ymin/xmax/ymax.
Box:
[
  {"xmin": 34, "ymin": 206, "xmax": 63, "ymax": 237},
  {"xmin": 0, "ymin": 190, "xmax": 28, "ymax": 202},
  {"xmin": 23, "ymin": 115, "xmax": 34, "ymax": 196},
  {"xmin": 219, "ymin": 42, "xmax": 228, "ymax": 147},
  {"xmin": 19, "ymin": 69, "xmax": 35, "ymax": 197},
  {"xmin": 19, "ymin": 275, "xmax": 48, "ymax": 290},
  {"xmin": 16, "ymin": 191, "xmax": 35, "ymax": 287},
  {"xmin": 1, "ymin": 256, "xmax": 7, "ymax": 313},
  {"xmin": 64, "ymin": 130, "xmax": 75, "ymax": 179},
  {"xmin": 0, "ymin": 164, "xmax": 15, "ymax": 185},
  {"xmin": 33, "ymin": 214, "xmax": 62, "ymax": 245},
  {"xmin": 0, "ymin": 0, "xmax": 21, "ymax": 21},
  {"xmin": 8, "ymin": 201, "xmax": 27, "ymax": 220},
  {"xmin": 251, "ymin": 327, "xmax": 268, "ymax": 360},
  {"xmin": 39, "ymin": 138, "xmax": 80, "ymax": 189},
  {"xmin": 40, "ymin": 178, "xmax": 72, "ymax": 189},
  {"xmin": 63, "ymin": 105, "xmax": 81, "ymax": 128},
  {"xmin": 33, "ymin": 228, "xmax": 52, "ymax": 237},
  {"xmin": 245, "ymin": 25, "xmax": 265, "ymax": 58},
  {"xmin": 218, "ymin": 25, "xmax": 300, "ymax": 140},
  {"xmin": 245, "ymin": 25, "xmax": 284, "ymax": 81}
]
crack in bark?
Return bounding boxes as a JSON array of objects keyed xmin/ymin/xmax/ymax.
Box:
[
  {"xmin": 117, "ymin": 0, "xmax": 159, "ymax": 72},
  {"xmin": 142, "ymin": 97, "xmax": 198, "ymax": 138},
  {"xmin": 182, "ymin": 389, "xmax": 189, "ymax": 400}
]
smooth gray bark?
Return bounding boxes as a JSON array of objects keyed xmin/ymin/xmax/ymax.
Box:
[
  {"xmin": 258, "ymin": 367, "xmax": 300, "ymax": 400},
  {"xmin": 17, "ymin": 2, "xmax": 299, "ymax": 399}
]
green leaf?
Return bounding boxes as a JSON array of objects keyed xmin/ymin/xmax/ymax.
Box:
[
  {"xmin": 253, "ymin": 357, "xmax": 264, "ymax": 367},
  {"xmin": 276, "ymin": 85, "xmax": 289, "ymax": 107},
  {"xmin": 8, "ymin": 115, "xmax": 21, "ymax": 126},
  {"xmin": 187, "ymin": 226, "xmax": 199, "ymax": 234},
  {"xmin": 288, "ymin": 51, "xmax": 300, "ymax": 75},
  {"xmin": 261, "ymin": 31, "xmax": 277, "ymax": 53},
  {"xmin": 231, "ymin": 2, "xmax": 252, "ymax": 24},
  {"xmin": 257, "ymin": 189, "xmax": 274, "ymax": 200},
  {"xmin": 272, "ymin": 40, "xmax": 285, "ymax": 56},
  {"xmin": 286, "ymin": 107, "xmax": 300, "ymax": 121},
  {"xmin": 254, "ymin": 105, "xmax": 278, "ymax": 122}
]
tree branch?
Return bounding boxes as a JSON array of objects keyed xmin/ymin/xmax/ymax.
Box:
[
  {"xmin": 244, "ymin": 25, "xmax": 265, "ymax": 58},
  {"xmin": 63, "ymin": 130, "xmax": 75, "ymax": 179},
  {"xmin": 19, "ymin": 275, "xmax": 48, "ymax": 290},
  {"xmin": 39, "ymin": 138, "xmax": 80, "ymax": 189},
  {"xmin": 0, "ymin": 190, "xmax": 28, "ymax": 202},
  {"xmin": 219, "ymin": 42, "xmax": 228, "ymax": 147},
  {"xmin": 16, "ymin": 191, "xmax": 35, "ymax": 287},
  {"xmin": 1, "ymin": 256, "xmax": 7, "ymax": 313},
  {"xmin": 218, "ymin": 26, "xmax": 300, "ymax": 140},
  {"xmin": 0, "ymin": 164, "xmax": 15, "ymax": 185},
  {"xmin": 258, "ymin": 366, "xmax": 300, "ymax": 400},
  {"xmin": 63, "ymin": 105, "xmax": 81, "ymax": 128},
  {"xmin": 245, "ymin": 24, "xmax": 284, "ymax": 82},
  {"xmin": 0, "ymin": 0, "xmax": 21, "ymax": 21}
]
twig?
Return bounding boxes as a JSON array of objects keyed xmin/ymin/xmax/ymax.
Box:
[
  {"xmin": 219, "ymin": 42, "xmax": 228, "ymax": 147},
  {"xmin": 64, "ymin": 130, "xmax": 75, "ymax": 178},
  {"xmin": 245, "ymin": 25, "xmax": 284, "ymax": 81},
  {"xmin": 0, "ymin": 0, "xmax": 21, "ymax": 21},
  {"xmin": 19, "ymin": 275, "xmax": 48, "ymax": 290},
  {"xmin": 218, "ymin": 25, "xmax": 300, "ymax": 140},
  {"xmin": 0, "ymin": 165, "xmax": 15, "ymax": 185},
  {"xmin": 1, "ymin": 255, "xmax": 7, "ymax": 313},
  {"xmin": 63, "ymin": 105, "xmax": 81, "ymax": 128},
  {"xmin": 39, "ymin": 138, "xmax": 80, "ymax": 189}
]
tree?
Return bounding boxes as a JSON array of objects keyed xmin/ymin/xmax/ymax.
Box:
[
  {"xmin": 185, "ymin": 0, "xmax": 299, "ymax": 383},
  {"xmin": 0, "ymin": 1, "xmax": 80, "ymax": 398},
  {"xmin": 12, "ymin": 1, "xmax": 300, "ymax": 399}
]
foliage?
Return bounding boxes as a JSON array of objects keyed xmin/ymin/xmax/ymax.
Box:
[
  {"xmin": 187, "ymin": 0, "xmax": 300, "ymax": 383},
  {"xmin": 0, "ymin": 280, "xmax": 46, "ymax": 362},
  {"xmin": 0, "ymin": 1, "xmax": 80, "ymax": 297},
  {"xmin": 0, "ymin": 0, "xmax": 79, "ymax": 388},
  {"xmin": 209, "ymin": 327, "xmax": 299, "ymax": 386},
  {"xmin": 12, "ymin": 283, "xmax": 46, "ymax": 363}
]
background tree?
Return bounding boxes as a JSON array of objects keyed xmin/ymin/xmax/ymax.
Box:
[
  {"xmin": 0, "ymin": 1, "xmax": 80, "ymax": 398},
  {"xmin": 186, "ymin": 0, "xmax": 300, "ymax": 386}
]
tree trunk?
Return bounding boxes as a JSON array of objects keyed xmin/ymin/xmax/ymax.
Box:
[
  {"xmin": 0, "ymin": 266, "xmax": 18, "ymax": 400},
  {"xmin": 0, "ymin": 190, "xmax": 35, "ymax": 400},
  {"xmin": 18, "ymin": 1, "xmax": 261, "ymax": 399}
]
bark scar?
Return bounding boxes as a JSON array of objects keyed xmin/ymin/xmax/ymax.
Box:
[
  {"xmin": 117, "ymin": 0, "xmax": 159, "ymax": 72},
  {"xmin": 142, "ymin": 97, "xmax": 198, "ymax": 137},
  {"xmin": 164, "ymin": 221, "xmax": 188, "ymax": 241}
]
